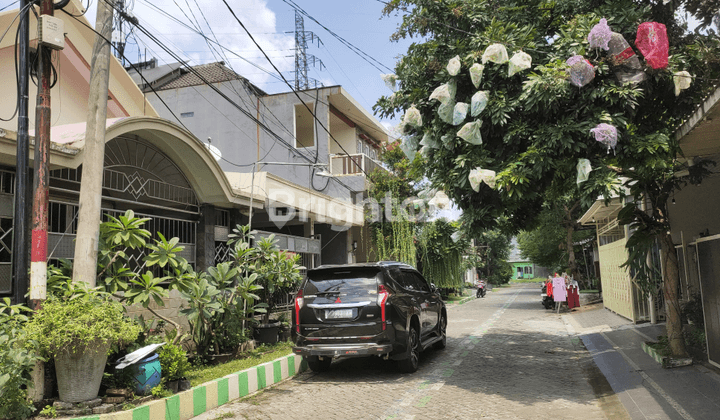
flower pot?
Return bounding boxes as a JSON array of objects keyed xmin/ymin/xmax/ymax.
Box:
[
  {"xmin": 167, "ymin": 380, "xmax": 179, "ymax": 394},
  {"xmin": 54, "ymin": 341, "xmax": 110, "ymax": 403},
  {"xmin": 254, "ymin": 323, "xmax": 280, "ymax": 345},
  {"xmin": 279, "ymin": 327, "xmax": 292, "ymax": 342},
  {"xmin": 178, "ymin": 379, "xmax": 191, "ymax": 391}
]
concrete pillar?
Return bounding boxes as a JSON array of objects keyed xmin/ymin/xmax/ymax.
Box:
[{"xmin": 196, "ymin": 204, "xmax": 215, "ymax": 271}]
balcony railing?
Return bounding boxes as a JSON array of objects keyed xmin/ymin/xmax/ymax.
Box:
[{"xmin": 330, "ymin": 153, "xmax": 387, "ymax": 176}]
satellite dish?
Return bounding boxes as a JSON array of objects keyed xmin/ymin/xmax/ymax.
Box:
[{"xmin": 205, "ymin": 143, "xmax": 222, "ymax": 161}]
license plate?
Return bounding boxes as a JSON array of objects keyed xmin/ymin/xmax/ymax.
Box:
[{"xmin": 326, "ymin": 309, "xmax": 353, "ymax": 319}]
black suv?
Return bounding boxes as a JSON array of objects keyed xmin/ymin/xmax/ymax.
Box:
[{"xmin": 292, "ymin": 262, "xmax": 447, "ymax": 373}]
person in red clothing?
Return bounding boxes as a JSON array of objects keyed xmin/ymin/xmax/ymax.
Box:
[{"xmin": 566, "ymin": 276, "xmax": 581, "ymax": 309}]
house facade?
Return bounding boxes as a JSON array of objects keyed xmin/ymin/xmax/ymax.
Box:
[{"xmin": 129, "ymin": 60, "xmax": 388, "ymax": 266}]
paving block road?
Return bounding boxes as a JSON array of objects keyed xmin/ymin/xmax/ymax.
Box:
[{"xmin": 195, "ymin": 284, "xmax": 625, "ymax": 420}]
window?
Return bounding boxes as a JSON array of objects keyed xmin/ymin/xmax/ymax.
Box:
[
  {"xmin": 356, "ymin": 139, "xmax": 363, "ymax": 154},
  {"xmin": 181, "ymin": 112, "xmax": 194, "ymax": 118},
  {"xmin": 294, "ymin": 103, "xmax": 315, "ymax": 148}
]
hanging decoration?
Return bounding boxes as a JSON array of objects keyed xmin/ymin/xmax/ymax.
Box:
[
  {"xmin": 635, "ymin": 22, "xmax": 669, "ymax": 70},
  {"xmin": 381, "ymin": 74, "xmax": 398, "ymax": 91},
  {"xmin": 447, "ymin": 55, "xmax": 461, "ymax": 76},
  {"xmin": 400, "ymin": 135, "xmax": 419, "ymax": 161},
  {"xmin": 451, "ymin": 231, "xmax": 462, "ymax": 243},
  {"xmin": 588, "ymin": 18, "xmax": 612, "ymax": 50},
  {"xmin": 468, "ymin": 167, "xmax": 496, "ymax": 191},
  {"xmin": 576, "ymin": 159, "xmax": 592, "ymax": 185},
  {"xmin": 607, "ymin": 32, "xmax": 647, "ymax": 84},
  {"xmin": 471, "ymin": 91, "xmax": 490, "ymax": 117},
  {"xmin": 457, "ymin": 121, "xmax": 483, "ymax": 145},
  {"xmin": 438, "ymin": 100, "xmax": 455, "ymax": 124},
  {"xmin": 420, "ymin": 132, "xmax": 440, "ymax": 149},
  {"xmin": 429, "ymin": 80, "xmax": 457, "ymax": 104},
  {"xmin": 441, "ymin": 133, "xmax": 454, "ymax": 148},
  {"xmin": 429, "ymin": 190, "xmax": 451, "ymax": 209},
  {"xmin": 403, "ymin": 105, "xmax": 422, "ymax": 128},
  {"xmin": 470, "ymin": 63, "xmax": 485, "ymax": 88},
  {"xmin": 453, "ymin": 102, "xmax": 469, "ymax": 126},
  {"xmin": 673, "ymin": 71, "xmax": 692, "ymax": 96},
  {"xmin": 481, "ymin": 43, "xmax": 509, "ymax": 65},
  {"xmin": 566, "ymin": 55, "xmax": 595, "ymax": 87},
  {"xmin": 590, "ymin": 123, "xmax": 618, "ymax": 153},
  {"xmin": 508, "ymin": 51, "xmax": 532, "ymax": 76}
]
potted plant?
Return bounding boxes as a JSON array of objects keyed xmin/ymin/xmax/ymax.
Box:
[
  {"xmin": 26, "ymin": 286, "xmax": 141, "ymax": 403},
  {"xmin": 157, "ymin": 343, "xmax": 191, "ymax": 393},
  {"xmin": 228, "ymin": 226, "xmax": 304, "ymax": 344}
]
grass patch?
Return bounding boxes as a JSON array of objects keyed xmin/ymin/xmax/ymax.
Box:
[
  {"xmin": 580, "ymin": 289, "xmax": 599, "ymax": 294},
  {"xmin": 491, "ymin": 284, "xmax": 511, "ymax": 288},
  {"xmin": 510, "ymin": 278, "xmax": 545, "ymax": 284},
  {"xmin": 647, "ymin": 337, "xmax": 672, "ymax": 357},
  {"xmin": 186, "ymin": 341, "xmax": 293, "ymax": 386}
]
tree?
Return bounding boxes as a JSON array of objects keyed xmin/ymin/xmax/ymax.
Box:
[
  {"xmin": 517, "ymin": 202, "xmax": 595, "ymax": 277},
  {"xmin": 376, "ymin": 0, "xmax": 720, "ymax": 356}
]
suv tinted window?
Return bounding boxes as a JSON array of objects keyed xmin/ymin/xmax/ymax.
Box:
[
  {"xmin": 408, "ymin": 272, "xmax": 431, "ymax": 292},
  {"xmin": 305, "ymin": 268, "xmax": 379, "ymax": 294}
]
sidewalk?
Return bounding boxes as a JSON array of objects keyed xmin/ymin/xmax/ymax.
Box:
[{"xmin": 563, "ymin": 304, "xmax": 720, "ymax": 420}]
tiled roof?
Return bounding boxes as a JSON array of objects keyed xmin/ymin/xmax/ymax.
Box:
[{"xmin": 154, "ymin": 62, "xmax": 264, "ymax": 95}]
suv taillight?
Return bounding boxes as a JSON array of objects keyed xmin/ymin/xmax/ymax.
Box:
[
  {"xmin": 378, "ymin": 284, "xmax": 390, "ymax": 331},
  {"xmin": 295, "ymin": 289, "xmax": 304, "ymax": 334}
]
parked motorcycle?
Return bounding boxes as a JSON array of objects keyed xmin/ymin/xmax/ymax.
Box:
[
  {"xmin": 541, "ymin": 282, "xmax": 554, "ymax": 309},
  {"xmin": 476, "ymin": 280, "xmax": 486, "ymax": 298}
]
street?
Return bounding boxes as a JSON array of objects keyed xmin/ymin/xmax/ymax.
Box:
[{"xmin": 196, "ymin": 284, "xmax": 622, "ymax": 420}]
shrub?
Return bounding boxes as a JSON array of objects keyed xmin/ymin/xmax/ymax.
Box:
[
  {"xmin": 0, "ymin": 299, "xmax": 39, "ymax": 420},
  {"xmin": 26, "ymin": 293, "xmax": 141, "ymax": 357},
  {"xmin": 682, "ymin": 292, "xmax": 705, "ymax": 327},
  {"xmin": 158, "ymin": 343, "xmax": 191, "ymax": 382}
]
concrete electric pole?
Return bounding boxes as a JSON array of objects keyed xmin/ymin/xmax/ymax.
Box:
[{"xmin": 72, "ymin": 0, "xmax": 116, "ymax": 286}]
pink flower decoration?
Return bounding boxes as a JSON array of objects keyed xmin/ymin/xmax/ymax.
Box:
[
  {"xmin": 588, "ymin": 18, "xmax": 612, "ymax": 51},
  {"xmin": 590, "ymin": 123, "xmax": 618, "ymax": 152},
  {"xmin": 566, "ymin": 55, "xmax": 595, "ymax": 87}
]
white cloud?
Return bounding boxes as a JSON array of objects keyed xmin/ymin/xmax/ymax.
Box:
[{"xmin": 84, "ymin": 0, "xmax": 295, "ymax": 89}]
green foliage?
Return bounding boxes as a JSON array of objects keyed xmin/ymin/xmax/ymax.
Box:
[
  {"xmin": 516, "ymin": 203, "xmax": 595, "ymax": 272},
  {"xmin": 26, "ymin": 293, "xmax": 141, "ymax": 357},
  {"xmin": 150, "ymin": 384, "xmax": 173, "ymax": 399},
  {"xmin": 39, "ymin": 405, "xmax": 58, "ymax": 418},
  {"xmin": 418, "ymin": 220, "xmax": 466, "ymax": 288},
  {"xmin": 158, "ymin": 343, "xmax": 191, "ymax": 382},
  {"xmin": 475, "ymin": 230, "xmax": 512, "ymax": 284},
  {"xmin": 0, "ymin": 299, "xmax": 38, "ymax": 420},
  {"xmin": 682, "ymin": 292, "xmax": 705, "ymax": 327}
]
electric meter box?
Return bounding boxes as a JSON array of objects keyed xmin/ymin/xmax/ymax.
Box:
[{"xmin": 38, "ymin": 15, "xmax": 65, "ymax": 50}]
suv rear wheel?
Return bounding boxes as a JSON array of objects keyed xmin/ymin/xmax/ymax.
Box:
[
  {"xmin": 398, "ymin": 324, "xmax": 420, "ymax": 373},
  {"xmin": 307, "ymin": 356, "xmax": 332, "ymax": 372}
]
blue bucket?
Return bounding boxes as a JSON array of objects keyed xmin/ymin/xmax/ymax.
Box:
[{"xmin": 131, "ymin": 353, "xmax": 162, "ymax": 395}]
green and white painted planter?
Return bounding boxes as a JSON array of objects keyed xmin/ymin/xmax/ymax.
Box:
[
  {"xmin": 75, "ymin": 354, "xmax": 307, "ymax": 420},
  {"xmin": 642, "ymin": 342, "xmax": 693, "ymax": 369}
]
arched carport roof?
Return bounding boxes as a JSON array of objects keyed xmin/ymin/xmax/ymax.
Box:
[{"xmin": 50, "ymin": 116, "xmax": 254, "ymax": 208}]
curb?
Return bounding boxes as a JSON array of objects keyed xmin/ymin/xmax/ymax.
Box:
[
  {"xmin": 75, "ymin": 353, "xmax": 307, "ymax": 420},
  {"xmin": 641, "ymin": 342, "xmax": 693, "ymax": 369}
]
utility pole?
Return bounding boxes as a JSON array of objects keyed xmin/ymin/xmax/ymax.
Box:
[
  {"xmin": 72, "ymin": 0, "xmax": 116, "ymax": 286},
  {"xmin": 29, "ymin": 0, "xmax": 58, "ymax": 311},
  {"xmin": 12, "ymin": 0, "xmax": 31, "ymax": 306}
]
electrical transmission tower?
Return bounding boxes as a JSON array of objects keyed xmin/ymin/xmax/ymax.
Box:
[{"xmin": 294, "ymin": 10, "xmax": 324, "ymax": 90}]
